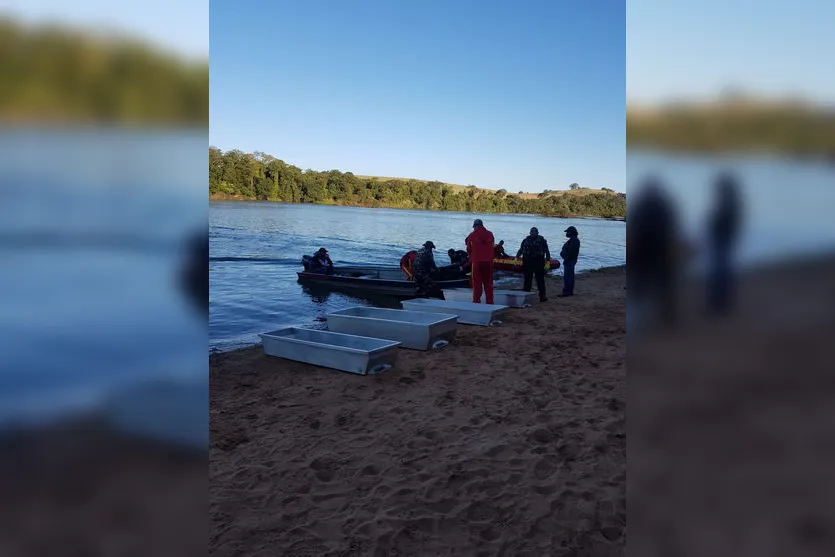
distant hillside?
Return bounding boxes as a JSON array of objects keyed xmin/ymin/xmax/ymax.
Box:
[
  {"xmin": 209, "ymin": 148, "xmax": 626, "ymax": 219},
  {"xmin": 627, "ymin": 96, "xmax": 835, "ymax": 157},
  {"xmin": 355, "ymin": 175, "xmax": 617, "ymax": 200},
  {"xmin": 0, "ymin": 17, "xmax": 208, "ymax": 125}
]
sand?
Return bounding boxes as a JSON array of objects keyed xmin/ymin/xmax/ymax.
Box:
[
  {"xmin": 0, "ymin": 421, "xmax": 206, "ymax": 556},
  {"xmin": 630, "ymin": 254, "xmax": 835, "ymax": 556},
  {"xmin": 210, "ymin": 266, "xmax": 627, "ymax": 556}
]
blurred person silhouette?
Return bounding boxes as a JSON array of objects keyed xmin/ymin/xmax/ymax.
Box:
[
  {"xmin": 627, "ymin": 177, "xmax": 681, "ymax": 328},
  {"xmin": 706, "ymin": 172, "xmax": 743, "ymax": 315},
  {"xmin": 181, "ymin": 230, "xmax": 208, "ymax": 315}
]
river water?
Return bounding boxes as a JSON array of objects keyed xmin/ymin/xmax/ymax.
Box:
[{"xmin": 209, "ymin": 203, "xmax": 626, "ymax": 351}]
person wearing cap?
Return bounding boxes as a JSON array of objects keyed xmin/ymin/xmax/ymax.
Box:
[
  {"xmin": 310, "ymin": 247, "xmax": 334, "ymax": 275},
  {"xmin": 413, "ymin": 241, "xmax": 439, "ymax": 297},
  {"xmin": 559, "ymin": 226, "xmax": 581, "ymax": 296},
  {"xmin": 465, "ymin": 219, "xmax": 496, "ymax": 304},
  {"xmin": 516, "ymin": 227, "xmax": 551, "ymax": 302},
  {"xmin": 494, "ymin": 240, "xmax": 509, "ymax": 258}
]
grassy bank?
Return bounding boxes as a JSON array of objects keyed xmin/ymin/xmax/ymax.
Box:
[
  {"xmin": 627, "ymin": 96, "xmax": 835, "ymax": 157},
  {"xmin": 209, "ymin": 147, "xmax": 627, "ymax": 219}
]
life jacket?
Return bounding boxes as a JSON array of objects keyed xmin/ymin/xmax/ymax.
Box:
[{"xmin": 400, "ymin": 251, "xmax": 417, "ymax": 280}]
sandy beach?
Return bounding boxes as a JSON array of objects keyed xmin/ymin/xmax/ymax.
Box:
[
  {"xmin": 210, "ymin": 267, "xmax": 627, "ymax": 556},
  {"xmin": 0, "ymin": 421, "xmax": 206, "ymax": 556},
  {"xmin": 630, "ymin": 254, "xmax": 835, "ymax": 556}
]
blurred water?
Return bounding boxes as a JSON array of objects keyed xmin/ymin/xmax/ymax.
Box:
[
  {"xmin": 628, "ymin": 150, "xmax": 835, "ymax": 271},
  {"xmin": 0, "ymin": 130, "xmax": 208, "ymax": 447},
  {"xmin": 209, "ymin": 202, "xmax": 626, "ymax": 351}
]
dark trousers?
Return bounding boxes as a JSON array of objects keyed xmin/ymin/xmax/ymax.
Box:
[
  {"xmin": 562, "ymin": 260, "xmax": 576, "ymax": 295},
  {"xmin": 707, "ymin": 247, "xmax": 733, "ymax": 313},
  {"xmin": 415, "ymin": 273, "xmax": 433, "ymax": 297},
  {"xmin": 523, "ymin": 260, "xmax": 546, "ymax": 300}
]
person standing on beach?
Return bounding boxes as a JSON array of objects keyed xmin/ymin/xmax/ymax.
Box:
[
  {"xmin": 466, "ymin": 219, "xmax": 495, "ymax": 304},
  {"xmin": 627, "ymin": 178, "xmax": 680, "ymax": 327},
  {"xmin": 413, "ymin": 241, "xmax": 438, "ymax": 297},
  {"xmin": 517, "ymin": 227, "xmax": 550, "ymax": 302},
  {"xmin": 559, "ymin": 226, "xmax": 581, "ymax": 297},
  {"xmin": 706, "ymin": 173, "xmax": 742, "ymax": 315}
]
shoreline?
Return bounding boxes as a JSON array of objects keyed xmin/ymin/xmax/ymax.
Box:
[
  {"xmin": 210, "ymin": 266, "xmax": 626, "ymax": 554},
  {"xmin": 208, "ymin": 196, "xmax": 627, "ymax": 221},
  {"xmin": 208, "ymin": 264, "xmax": 627, "ymax": 356}
]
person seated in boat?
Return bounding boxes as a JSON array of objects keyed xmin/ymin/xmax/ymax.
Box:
[
  {"xmin": 414, "ymin": 241, "xmax": 438, "ymax": 296},
  {"xmin": 310, "ymin": 247, "xmax": 334, "ymax": 275},
  {"xmin": 494, "ymin": 240, "xmax": 509, "ymax": 258},
  {"xmin": 447, "ymin": 248, "xmax": 469, "ymax": 266}
]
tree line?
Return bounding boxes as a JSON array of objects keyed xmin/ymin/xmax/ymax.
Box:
[
  {"xmin": 0, "ymin": 17, "xmax": 208, "ymax": 125},
  {"xmin": 209, "ymin": 147, "xmax": 627, "ymax": 219},
  {"xmin": 627, "ymin": 99, "xmax": 835, "ymax": 157}
]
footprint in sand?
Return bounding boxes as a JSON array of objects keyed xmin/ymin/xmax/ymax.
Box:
[
  {"xmin": 529, "ymin": 428, "xmax": 554, "ymax": 444},
  {"xmin": 360, "ymin": 464, "xmax": 380, "ymax": 476},
  {"xmin": 532, "ymin": 457, "xmax": 557, "ymax": 480},
  {"xmin": 485, "ymin": 444, "xmax": 512, "ymax": 459}
]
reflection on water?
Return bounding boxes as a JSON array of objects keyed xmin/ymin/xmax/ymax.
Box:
[{"xmin": 299, "ymin": 283, "xmax": 404, "ymax": 311}]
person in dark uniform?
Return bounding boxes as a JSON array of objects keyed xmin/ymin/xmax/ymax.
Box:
[
  {"xmin": 310, "ymin": 248, "xmax": 334, "ymax": 275},
  {"xmin": 414, "ymin": 241, "xmax": 438, "ymax": 297},
  {"xmin": 494, "ymin": 240, "xmax": 508, "ymax": 258},
  {"xmin": 559, "ymin": 226, "xmax": 580, "ymax": 297},
  {"xmin": 516, "ymin": 227, "xmax": 550, "ymax": 302},
  {"xmin": 706, "ymin": 172, "xmax": 742, "ymax": 314},
  {"xmin": 447, "ymin": 248, "xmax": 469, "ymax": 266}
]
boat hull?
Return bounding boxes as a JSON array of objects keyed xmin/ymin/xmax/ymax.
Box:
[
  {"xmin": 297, "ymin": 265, "xmax": 470, "ymax": 298},
  {"xmin": 326, "ymin": 307, "xmax": 457, "ymax": 350},
  {"xmin": 260, "ymin": 327, "xmax": 400, "ymax": 375},
  {"xmin": 493, "ymin": 257, "xmax": 560, "ymax": 272},
  {"xmin": 442, "ymin": 288, "xmax": 539, "ymax": 308},
  {"xmin": 400, "ymin": 298, "xmax": 509, "ymax": 326}
]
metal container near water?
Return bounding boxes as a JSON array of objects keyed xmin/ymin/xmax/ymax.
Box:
[
  {"xmin": 442, "ymin": 288, "xmax": 539, "ymax": 308},
  {"xmin": 326, "ymin": 307, "xmax": 457, "ymax": 350},
  {"xmin": 259, "ymin": 327, "xmax": 400, "ymax": 375},
  {"xmin": 400, "ymin": 298, "xmax": 508, "ymax": 326}
]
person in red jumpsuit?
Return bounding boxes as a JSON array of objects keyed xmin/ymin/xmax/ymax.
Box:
[{"xmin": 465, "ymin": 219, "xmax": 495, "ymax": 304}]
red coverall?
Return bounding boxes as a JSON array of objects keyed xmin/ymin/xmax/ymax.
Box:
[{"xmin": 466, "ymin": 226, "xmax": 495, "ymax": 304}]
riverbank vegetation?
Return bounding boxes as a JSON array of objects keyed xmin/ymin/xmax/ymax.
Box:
[
  {"xmin": 208, "ymin": 147, "xmax": 627, "ymax": 219},
  {"xmin": 0, "ymin": 17, "xmax": 207, "ymax": 125},
  {"xmin": 627, "ymin": 97, "xmax": 835, "ymax": 157}
]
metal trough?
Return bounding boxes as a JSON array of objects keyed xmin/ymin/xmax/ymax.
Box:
[
  {"xmin": 442, "ymin": 288, "xmax": 539, "ymax": 308},
  {"xmin": 326, "ymin": 307, "xmax": 457, "ymax": 350},
  {"xmin": 400, "ymin": 298, "xmax": 508, "ymax": 326},
  {"xmin": 259, "ymin": 327, "xmax": 400, "ymax": 375}
]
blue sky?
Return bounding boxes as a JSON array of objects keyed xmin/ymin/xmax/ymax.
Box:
[
  {"xmin": 210, "ymin": 0, "xmax": 625, "ymax": 193},
  {"xmin": 0, "ymin": 0, "xmax": 207, "ymax": 60},
  {"xmin": 628, "ymin": 0, "xmax": 835, "ymax": 105}
]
